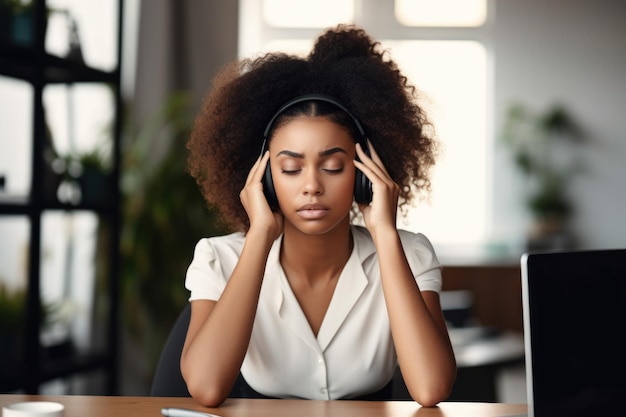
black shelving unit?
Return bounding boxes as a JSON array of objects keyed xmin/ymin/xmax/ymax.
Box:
[{"xmin": 0, "ymin": 0, "xmax": 123, "ymax": 394}]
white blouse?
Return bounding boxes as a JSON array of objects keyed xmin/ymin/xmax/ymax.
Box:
[{"xmin": 185, "ymin": 225, "xmax": 442, "ymax": 400}]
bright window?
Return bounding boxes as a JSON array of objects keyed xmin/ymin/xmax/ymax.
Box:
[
  {"xmin": 386, "ymin": 40, "xmax": 487, "ymax": 247},
  {"xmin": 239, "ymin": 0, "xmax": 491, "ymax": 254},
  {"xmin": 0, "ymin": 77, "xmax": 32, "ymax": 197},
  {"xmin": 262, "ymin": 0, "xmax": 354, "ymax": 28},
  {"xmin": 395, "ymin": 0, "xmax": 487, "ymax": 27}
]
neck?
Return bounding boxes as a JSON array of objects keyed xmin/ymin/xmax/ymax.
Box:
[{"xmin": 280, "ymin": 220, "xmax": 353, "ymax": 286}]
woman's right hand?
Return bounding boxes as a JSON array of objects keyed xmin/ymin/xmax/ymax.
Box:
[{"xmin": 240, "ymin": 151, "xmax": 283, "ymax": 240}]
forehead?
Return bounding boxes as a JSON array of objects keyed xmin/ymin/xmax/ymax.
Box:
[{"xmin": 269, "ymin": 116, "xmax": 355, "ymax": 150}]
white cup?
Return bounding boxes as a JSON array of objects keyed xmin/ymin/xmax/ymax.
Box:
[{"xmin": 2, "ymin": 402, "xmax": 64, "ymax": 417}]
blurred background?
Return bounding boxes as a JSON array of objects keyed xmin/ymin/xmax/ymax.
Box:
[{"xmin": 1, "ymin": 0, "xmax": 624, "ymax": 402}]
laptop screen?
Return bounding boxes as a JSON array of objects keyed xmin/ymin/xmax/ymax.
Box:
[{"xmin": 521, "ymin": 249, "xmax": 626, "ymax": 417}]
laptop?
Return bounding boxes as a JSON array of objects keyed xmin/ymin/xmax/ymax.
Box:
[{"xmin": 520, "ymin": 249, "xmax": 626, "ymax": 417}]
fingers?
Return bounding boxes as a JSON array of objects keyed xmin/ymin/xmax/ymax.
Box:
[
  {"xmin": 240, "ymin": 150, "xmax": 275, "ymax": 219},
  {"xmin": 355, "ymin": 141, "xmax": 392, "ymax": 183},
  {"xmin": 369, "ymin": 141, "xmax": 392, "ymax": 176},
  {"xmin": 240, "ymin": 151, "xmax": 269, "ymax": 206},
  {"xmin": 240, "ymin": 151, "xmax": 283, "ymax": 238},
  {"xmin": 245, "ymin": 151, "xmax": 269, "ymax": 186},
  {"xmin": 355, "ymin": 140, "xmax": 400, "ymax": 206}
]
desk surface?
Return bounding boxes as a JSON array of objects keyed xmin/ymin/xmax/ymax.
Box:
[{"xmin": 0, "ymin": 395, "xmax": 527, "ymax": 417}]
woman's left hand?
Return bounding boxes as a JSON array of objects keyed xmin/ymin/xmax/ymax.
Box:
[{"xmin": 354, "ymin": 141, "xmax": 400, "ymax": 236}]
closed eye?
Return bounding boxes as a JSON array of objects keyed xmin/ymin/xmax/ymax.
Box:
[
  {"xmin": 280, "ymin": 169, "xmax": 301, "ymax": 175},
  {"xmin": 280, "ymin": 168, "xmax": 343, "ymax": 175}
]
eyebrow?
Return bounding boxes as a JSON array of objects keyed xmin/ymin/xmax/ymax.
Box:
[{"xmin": 276, "ymin": 147, "xmax": 348, "ymax": 159}]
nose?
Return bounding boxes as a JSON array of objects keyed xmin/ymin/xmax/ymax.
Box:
[{"xmin": 302, "ymin": 169, "xmax": 323, "ymax": 196}]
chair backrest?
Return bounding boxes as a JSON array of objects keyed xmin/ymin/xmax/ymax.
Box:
[{"xmin": 150, "ymin": 303, "xmax": 192, "ymax": 396}]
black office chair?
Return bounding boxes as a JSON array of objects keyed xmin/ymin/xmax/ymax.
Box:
[
  {"xmin": 151, "ymin": 303, "xmax": 404, "ymax": 399},
  {"xmin": 150, "ymin": 303, "xmax": 192, "ymax": 396}
]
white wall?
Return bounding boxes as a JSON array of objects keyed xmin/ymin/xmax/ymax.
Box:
[
  {"xmin": 492, "ymin": 0, "xmax": 626, "ymax": 249},
  {"xmin": 131, "ymin": 0, "xmax": 239, "ymax": 125}
]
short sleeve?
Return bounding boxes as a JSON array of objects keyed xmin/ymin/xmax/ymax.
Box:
[
  {"xmin": 184, "ymin": 233, "xmax": 245, "ymax": 301},
  {"xmin": 399, "ymin": 230, "xmax": 443, "ymax": 293}
]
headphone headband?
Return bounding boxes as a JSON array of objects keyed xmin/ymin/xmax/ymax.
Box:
[{"xmin": 262, "ymin": 93, "xmax": 366, "ymax": 140}]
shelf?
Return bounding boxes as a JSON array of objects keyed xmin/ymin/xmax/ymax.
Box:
[
  {"xmin": 0, "ymin": 353, "xmax": 111, "ymax": 393},
  {"xmin": 0, "ymin": 0, "xmax": 122, "ymax": 395},
  {"xmin": 0, "ymin": 43, "xmax": 118, "ymax": 84},
  {"xmin": 0, "ymin": 197, "xmax": 117, "ymax": 215},
  {"xmin": 0, "ymin": 196, "xmax": 30, "ymax": 214}
]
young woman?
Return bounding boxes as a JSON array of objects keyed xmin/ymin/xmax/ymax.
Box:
[{"xmin": 182, "ymin": 24, "xmax": 456, "ymax": 407}]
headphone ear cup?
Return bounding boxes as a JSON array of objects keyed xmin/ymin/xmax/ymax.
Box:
[
  {"xmin": 354, "ymin": 170, "xmax": 373, "ymax": 204},
  {"xmin": 354, "ymin": 139, "xmax": 373, "ymax": 204},
  {"xmin": 262, "ymin": 162, "xmax": 279, "ymax": 211}
]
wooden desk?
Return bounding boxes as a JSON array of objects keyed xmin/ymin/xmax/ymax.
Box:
[{"xmin": 0, "ymin": 395, "xmax": 527, "ymax": 417}]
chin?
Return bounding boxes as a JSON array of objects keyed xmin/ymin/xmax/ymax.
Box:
[{"xmin": 286, "ymin": 216, "xmax": 350, "ymax": 237}]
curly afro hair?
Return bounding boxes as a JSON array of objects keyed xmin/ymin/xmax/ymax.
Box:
[{"xmin": 187, "ymin": 24, "xmax": 439, "ymax": 232}]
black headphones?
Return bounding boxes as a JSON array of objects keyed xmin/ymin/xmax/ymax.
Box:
[{"xmin": 260, "ymin": 94, "xmax": 373, "ymax": 211}]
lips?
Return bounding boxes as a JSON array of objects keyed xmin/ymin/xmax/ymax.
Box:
[{"xmin": 297, "ymin": 203, "xmax": 329, "ymax": 220}]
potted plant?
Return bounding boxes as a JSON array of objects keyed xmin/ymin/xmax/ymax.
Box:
[
  {"xmin": 0, "ymin": 283, "xmax": 64, "ymax": 376},
  {"xmin": 0, "ymin": 283, "xmax": 26, "ymax": 376},
  {"xmin": 52, "ymin": 145, "xmax": 112, "ymax": 206},
  {"xmin": 74, "ymin": 147, "xmax": 112, "ymax": 206},
  {"xmin": 500, "ymin": 103, "xmax": 586, "ymax": 250},
  {"xmin": 0, "ymin": 0, "xmax": 48, "ymax": 47}
]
